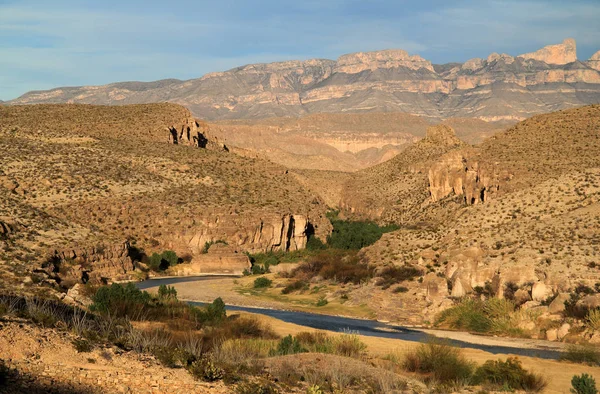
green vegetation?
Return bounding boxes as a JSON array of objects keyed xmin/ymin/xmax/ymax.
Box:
[
  {"xmin": 253, "ymin": 277, "xmax": 272, "ymax": 289},
  {"xmin": 272, "ymin": 334, "xmax": 306, "ymax": 356},
  {"xmin": 435, "ymin": 298, "xmax": 526, "ymax": 336},
  {"xmin": 571, "ymin": 374, "xmax": 598, "ymax": 394},
  {"xmin": 473, "ymin": 357, "xmax": 548, "ymax": 392},
  {"xmin": 201, "ymin": 240, "xmax": 228, "ymax": 254},
  {"xmin": 326, "ymin": 216, "xmax": 399, "ymax": 250},
  {"xmin": 148, "ymin": 250, "xmax": 179, "ymax": 271},
  {"xmin": 403, "ymin": 342, "xmax": 475, "ymax": 384},
  {"xmin": 157, "ymin": 284, "xmax": 177, "ymax": 300},
  {"xmin": 402, "ymin": 342, "xmax": 546, "ymax": 392},
  {"xmin": 560, "ymin": 344, "xmax": 600, "ymax": 366},
  {"xmin": 375, "ymin": 265, "xmax": 422, "ymax": 289}
]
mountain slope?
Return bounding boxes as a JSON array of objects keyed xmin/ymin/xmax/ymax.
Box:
[{"xmin": 9, "ymin": 39, "xmax": 600, "ymax": 122}]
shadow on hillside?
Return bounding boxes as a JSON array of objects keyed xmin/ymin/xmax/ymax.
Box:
[{"xmin": 0, "ymin": 367, "xmax": 98, "ymax": 394}]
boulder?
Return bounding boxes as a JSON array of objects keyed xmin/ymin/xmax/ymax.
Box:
[
  {"xmin": 531, "ymin": 282, "xmax": 552, "ymax": 302},
  {"xmin": 514, "ymin": 289, "xmax": 532, "ymax": 305},
  {"xmin": 451, "ymin": 278, "xmax": 467, "ymax": 298},
  {"xmin": 557, "ymin": 323, "xmax": 571, "ymax": 340},
  {"xmin": 546, "ymin": 328, "xmax": 558, "ymax": 341},
  {"xmin": 548, "ymin": 293, "xmax": 570, "ymax": 314},
  {"xmin": 423, "ymin": 273, "xmax": 449, "ymax": 299},
  {"xmin": 579, "ymin": 294, "xmax": 600, "ymax": 310}
]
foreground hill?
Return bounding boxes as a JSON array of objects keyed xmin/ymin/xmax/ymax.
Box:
[
  {"xmin": 9, "ymin": 39, "xmax": 600, "ymax": 123},
  {"xmin": 0, "ymin": 104, "xmax": 330, "ymax": 288}
]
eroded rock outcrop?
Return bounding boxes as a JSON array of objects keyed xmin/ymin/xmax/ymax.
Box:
[
  {"xmin": 588, "ymin": 51, "xmax": 600, "ymax": 71},
  {"xmin": 167, "ymin": 118, "xmax": 228, "ymax": 151},
  {"xmin": 178, "ymin": 213, "xmax": 318, "ymax": 256},
  {"xmin": 41, "ymin": 242, "xmax": 137, "ymax": 284},
  {"xmin": 518, "ymin": 38, "xmax": 577, "ymax": 65}
]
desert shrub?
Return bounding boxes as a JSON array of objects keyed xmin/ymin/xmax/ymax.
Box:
[
  {"xmin": 436, "ymin": 298, "xmax": 492, "ymax": 333},
  {"xmin": 72, "ymin": 338, "xmax": 93, "ymax": 353},
  {"xmin": 281, "ymin": 280, "xmax": 309, "ymax": 294},
  {"xmin": 306, "ymin": 236, "xmax": 326, "ymax": 251},
  {"xmin": 332, "ymin": 333, "xmax": 366, "ymax": 358},
  {"xmin": 188, "ymin": 355, "xmax": 224, "ymax": 382},
  {"xmin": 152, "ymin": 345, "xmax": 179, "ymax": 368},
  {"xmin": 571, "ymin": 373, "xmax": 598, "ymax": 394},
  {"xmin": 393, "ymin": 286, "xmax": 409, "ymax": 293},
  {"xmin": 148, "ymin": 250, "xmax": 179, "ymax": 271},
  {"xmin": 90, "ymin": 283, "xmax": 151, "ymax": 318},
  {"xmin": 587, "ymin": 309, "xmax": 600, "ymax": 331},
  {"xmin": 253, "ymin": 277, "xmax": 272, "ymax": 289},
  {"xmin": 402, "ymin": 342, "xmax": 475, "ymax": 384},
  {"xmin": 561, "ymin": 344, "xmax": 600, "ymax": 366},
  {"xmin": 473, "ymin": 357, "xmax": 547, "ymax": 392},
  {"xmin": 235, "ymin": 379, "xmax": 279, "ymax": 394},
  {"xmin": 375, "ymin": 265, "xmax": 422, "ymax": 289},
  {"xmin": 220, "ymin": 316, "xmax": 278, "ymax": 340},
  {"xmin": 26, "ymin": 298, "xmax": 62, "ymax": 328},
  {"xmin": 272, "ymin": 335, "xmax": 306, "ymax": 356},
  {"xmin": 158, "ymin": 284, "xmax": 178, "ymax": 300},
  {"xmin": 192, "ymin": 297, "xmax": 227, "ymax": 324},
  {"xmin": 326, "ymin": 219, "xmax": 399, "ymax": 250},
  {"xmin": 316, "ymin": 297, "xmax": 328, "ymax": 307},
  {"xmin": 292, "ymin": 250, "xmax": 373, "ymax": 285}
]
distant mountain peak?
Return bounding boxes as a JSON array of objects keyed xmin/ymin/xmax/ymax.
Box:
[{"xmin": 517, "ymin": 38, "xmax": 577, "ymax": 65}]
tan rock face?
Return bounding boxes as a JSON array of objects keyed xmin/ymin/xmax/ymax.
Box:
[
  {"xmin": 335, "ymin": 49, "xmax": 435, "ymax": 73},
  {"xmin": 169, "ymin": 244, "xmax": 251, "ymax": 276},
  {"xmin": 588, "ymin": 51, "xmax": 600, "ymax": 71},
  {"xmin": 518, "ymin": 38, "xmax": 577, "ymax": 65}
]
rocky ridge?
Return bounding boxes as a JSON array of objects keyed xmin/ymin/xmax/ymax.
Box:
[{"xmin": 9, "ymin": 39, "xmax": 600, "ymax": 123}]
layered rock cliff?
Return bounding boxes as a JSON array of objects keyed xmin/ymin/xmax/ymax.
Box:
[{"xmin": 9, "ymin": 39, "xmax": 600, "ymax": 123}]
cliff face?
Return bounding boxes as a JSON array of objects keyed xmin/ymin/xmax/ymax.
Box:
[{"xmin": 10, "ymin": 39, "xmax": 600, "ymax": 123}]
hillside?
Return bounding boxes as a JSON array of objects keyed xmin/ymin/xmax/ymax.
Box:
[
  {"xmin": 9, "ymin": 39, "xmax": 600, "ymax": 123},
  {"xmin": 335, "ymin": 105, "xmax": 600, "ymax": 325},
  {"xmin": 0, "ymin": 104, "xmax": 330, "ymax": 290}
]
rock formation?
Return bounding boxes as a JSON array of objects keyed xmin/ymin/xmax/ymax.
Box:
[
  {"xmin": 10, "ymin": 39, "xmax": 600, "ymax": 123},
  {"xmin": 588, "ymin": 51, "xmax": 600, "ymax": 71},
  {"xmin": 167, "ymin": 118, "xmax": 228, "ymax": 151},
  {"xmin": 517, "ymin": 38, "xmax": 577, "ymax": 65},
  {"xmin": 40, "ymin": 242, "xmax": 138, "ymax": 285},
  {"xmin": 428, "ymin": 151, "xmax": 501, "ymax": 204}
]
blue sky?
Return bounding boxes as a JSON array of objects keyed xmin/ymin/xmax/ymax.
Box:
[{"xmin": 1, "ymin": 0, "xmax": 599, "ymax": 100}]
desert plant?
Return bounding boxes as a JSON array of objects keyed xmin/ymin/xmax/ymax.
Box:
[
  {"xmin": 90, "ymin": 282, "xmax": 151, "ymax": 318},
  {"xmin": 273, "ymin": 335, "xmax": 305, "ymax": 356},
  {"xmin": 235, "ymin": 379, "xmax": 279, "ymax": 394},
  {"xmin": 188, "ymin": 356, "xmax": 224, "ymax": 382},
  {"xmin": 571, "ymin": 373, "xmax": 598, "ymax": 394},
  {"xmin": 587, "ymin": 309, "xmax": 600, "ymax": 331},
  {"xmin": 402, "ymin": 341, "xmax": 475, "ymax": 384},
  {"xmin": 473, "ymin": 357, "xmax": 547, "ymax": 392},
  {"xmin": 316, "ymin": 297, "xmax": 328, "ymax": 307},
  {"xmin": 72, "ymin": 338, "xmax": 93, "ymax": 353},
  {"xmin": 561, "ymin": 344, "xmax": 600, "ymax": 366},
  {"xmin": 253, "ymin": 277, "xmax": 272, "ymax": 289},
  {"xmin": 158, "ymin": 284, "xmax": 178, "ymax": 300}
]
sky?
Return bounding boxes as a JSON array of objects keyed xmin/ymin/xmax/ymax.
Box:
[{"xmin": 1, "ymin": 0, "xmax": 599, "ymax": 101}]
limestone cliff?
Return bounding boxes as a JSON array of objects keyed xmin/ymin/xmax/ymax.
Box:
[
  {"xmin": 588, "ymin": 51, "xmax": 600, "ymax": 71},
  {"xmin": 517, "ymin": 38, "xmax": 577, "ymax": 65},
  {"xmin": 10, "ymin": 39, "xmax": 600, "ymax": 123}
]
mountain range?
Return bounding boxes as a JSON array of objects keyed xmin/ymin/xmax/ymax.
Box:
[{"xmin": 8, "ymin": 39, "xmax": 600, "ymax": 122}]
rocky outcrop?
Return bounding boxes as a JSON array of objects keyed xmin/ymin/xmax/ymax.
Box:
[
  {"xmin": 428, "ymin": 148, "xmax": 502, "ymax": 205},
  {"xmin": 10, "ymin": 39, "xmax": 600, "ymax": 123},
  {"xmin": 518, "ymin": 38, "xmax": 577, "ymax": 65},
  {"xmin": 168, "ymin": 243, "xmax": 250, "ymax": 276},
  {"xmin": 167, "ymin": 118, "xmax": 228, "ymax": 151},
  {"xmin": 588, "ymin": 51, "xmax": 600, "ymax": 71},
  {"xmin": 178, "ymin": 213, "xmax": 318, "ymax": 256},
  {"xmin": 41, "ymin": 242, "xmax": 138, "ymax": 284},
  {"xmin": 0, "ymin": 220, "xmax": 14, "ymax": 239}
]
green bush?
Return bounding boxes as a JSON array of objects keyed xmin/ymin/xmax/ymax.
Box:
[
  {"xmin": 306, "ymin": 236, "xmax": 326, "ymax": 251},
  {"xmin": 282, "ymin": 280, "xmax": 309, "ymax": 294},
  {"xmin": 158, "ymin": 284, "xmax": 178, "ymax": 300},
  {"xmin": 402, "ymin": 342, "xmax": 475, "ymax": 384},
  {"xmin": 253, "ymin": 277, "xmax": 272, "ymax": 289},
  {"xmin": 561, "ymin": 344, "xmax": 600, "ymax": 366},
  {"xmin": 192, "ymin": 297, "xmax": 227, "ymax": 324},
  {"xmin": 474, "ymin": 357, "xmax": 547, "ymax": 392},
  {"xmin": 90, "ymin": 283, "xmax": 151, "ymax": 317},
  {"xmin": 148, "ymin": 250, "xmax": 179, "ymax": 271},
  {"xmin": 393, "ymin": 286, "xmax": 409, "ymax": 293},
  {"xmin": 292, "ymin": 250, "xmax": 373, "ymax": 285},
  {"xmin": 316, "ymin": 297, "xmax": 328, "ymax": 307},
  {"xmin": 571, "ymin": 373, "xmax": 598, "ymax": 394},
  {"xmin": 235, "ymin": 379, "xmax": 279, "ymax": 394},
  {"xmin": 435, "ymin": 299, "xmax": 492, "ymax": 333},
  {"xmin": 272, "ymin": 335, "xmax": 306, "ymax": 356}
]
